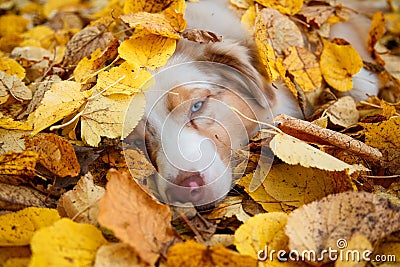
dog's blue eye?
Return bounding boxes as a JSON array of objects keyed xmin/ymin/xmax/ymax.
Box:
[{"xmin": 191, "ymin": 101, "xmax": 203, "ymax": 113}]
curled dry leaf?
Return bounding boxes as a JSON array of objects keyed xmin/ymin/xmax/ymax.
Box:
[
  {"xmin": 25, "ymin": 133, "xmax": 80, "ymax": 178},
  {"xmin": 274, "ymin": 114, "xmax": 383, "ymax": 163},
  {"xmin": 63, "ymin": 22, "xmax": 113, "ymax": 67},
  {"xmin": 182, "ymin": 29, "xmax": 222, "ymax": 44},
  {"xmin": 0, "ymin": 183, "xmax": 56, "ymax": 211},
  {"xmin": 0, "ymin": 71, "xmax": 32, "ymax": 101},
  {"xmin": 257, "ymin": 8, "xmax": 304, "ymax": 55},
  {"xmin": 58, "ymin": 173, "xmax": 105, "ymax": 224},
  {"xmin": 270, "ymin": 132, "xmax": 368, "ymax": 174},
  {"xmin": 326, "ymin": 96, "xmax": 359, "ymax": 127},
  {"xmin": 297, "ymin": 5, "xmax": 336, "ymax": 28},
  {"xmin": 167, "ymin": 240, "xmax": 257, "ymax": 267},
  {"xmin": 285, "ymin": 191, "xmax": 400, "ymax": 265},
  {"xmin": 97, "ymin": 170, "xmax": 180, "ymax": 265}
]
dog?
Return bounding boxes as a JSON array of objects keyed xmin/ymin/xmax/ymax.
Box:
[{"xmin": 128, "ymin": 0, "xmax": 382, "ymax": 209}]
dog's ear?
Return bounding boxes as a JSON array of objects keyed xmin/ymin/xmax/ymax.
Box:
[{"xmin": 198, "ymin": 41, "xmax": 276, "ymax": 109}]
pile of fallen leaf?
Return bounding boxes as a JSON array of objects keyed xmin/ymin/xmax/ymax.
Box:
[{"xmin": 0, "ymin": 0, "xmax": 400, "ymax": 266}]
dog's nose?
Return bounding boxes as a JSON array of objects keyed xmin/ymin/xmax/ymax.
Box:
[{"xmin": 166, "ymin": 171, "xmax": 205, "ymax": 204}]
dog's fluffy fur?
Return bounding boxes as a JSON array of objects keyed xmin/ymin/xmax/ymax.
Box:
[{"xmin": 136, "ymin": 0, "xmax": 381, "ymax": 208}]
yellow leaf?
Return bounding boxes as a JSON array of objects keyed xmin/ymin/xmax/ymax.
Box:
[
  {"xmin": 256, "ymin": 0, "xmax": 303, "ymax": 15},
  {"xmin": 255, "ymin": 16, "xmax": 279, "ymax": 81},
  {"xmin": 73, "ymin": 49, "xmax": 103, "ymax": 83},
  {"xmin": 283, "ymin": 46, "xmax": 322, "ymax": 92},
  {"xmin": 97, "ymin": 61, "xmax": 152, "ymax": 95},
  {"xmin": 231, "ymin": 0, "xmax": 252, "ymax": 9},
  {"xmin": 361, "ymin": 116, "xmax": 400, "ymax": 150},
  {"xmin": 29, "ymin": 218, "xmax": 107, "ymax": 266},
  {"xmin": 335, "ymin": 235, "xmax": 372, "ymax": 267},
  {"xmin": 0, "ymin": 57, "xmax": 26, "ymax": 80},
  {"xmin": 21, "ymin": 25, "xmax": 55, "ymax": 49},
  {"xmin": 237, "ymin": 164, "xmax": 354, "ymax": 212},
  {"xmin": 0, "ymin": 207, "xmax": 60, "ymax": 246},
  {"xmin": 168, "ymin": 0, "xmax": 186, "ymax": 14},
  {"xmin": 119, "ymin": 32, "xmax": 176, "ymax": 69},
  {"xmin": 241, "ymin": 5, "xmax": 256, "ymax": 32},
  {"xmin": 320, "ymin": 39, "xmax": 363, "ymax": 92},
  {"xmin": 0, "ymin": 151, "xmax": 38, "ymax": 178},
  {"xmin": 29, "ymin": 81, "xmax": 91, "ymax": 135},
  {"xmin": 43, "ymin": 0, "xmax": 81, "ymax": 17},
  {"xmin": 0, "ymin": 117, "xmax": 33, "ymax": 131},
  {"xmin": 120, "ymin": 9, "xmax": 186, "ymax": 39},
  {"xmin": 167, "ymin": 240, "xmax": 257, "ymax": 267},
  {"xmin": 234, "ymin": 213, "xmax": 288, "ymax": 260},
  {"xmin": 0, "ymin": 14, "xmax": 29, "ymax": 37},
  {"xmin": 361, "ymin": 116, "xmax": 400, "ymax": 174},
  {"xmin": 367, "ymin": 11, "xmax": 386, "ymax": 54},
  {"xmin": 81, "ymin": 92, "xmax": 145, "ymax": 147},
  {"xmin": 123, "ymin": 0, "xmax": 173, "ymax": 13},
  {"xmin": 270, "ymin": 133, "xmax": 368, "ymax": 173}
]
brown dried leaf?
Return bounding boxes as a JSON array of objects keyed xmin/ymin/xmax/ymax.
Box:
[
  {"xmin": 286, "ymin": 191, "xmax": 400, "ymax": 264},
  {"xmin": 97, "ymin": 169, "xmax": 180, "ymax": 265},
  {"xmin": 0, "ymin": 71, "xmax": 32, "ymax": 101},
  {"xmin": 182, "ymin": 29, "xmax": 222, "ymax": 44},
  {"xmin": 257, "ymin": 8, "xmax": 304, "ymax": 56},
  {"xmin": 63, "ymin": 23, "xmax": 113, "ymax": 67},
  {"xmin": 0, "ymin": 183, "xmax": 56, "ymax": 211},
  {"xmin": 123, "ymin": 149, "xmax": 156, "ymax": 178},
  {"xmin": 274, "ymin": 114, "xmax": 383, "ymax": 163},
  {"xmin": 297, "ymin": 5, "xmax": 336, "ymax": 28},
  {"xmin": 25, "ymin": 133, "xmax": 80, "ymax": 178},
  {"xmin": 326, "ymin": 96, "xmax": 359, "ymax": 127},
  {"xmin": 57, "ymin": 173, "xmax": 105, "ymax": 224}
]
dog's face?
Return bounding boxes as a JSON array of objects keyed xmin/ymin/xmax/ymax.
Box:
[{"xmin": 128, "ymin": 42, "xmax": 275, "ymax": 208}]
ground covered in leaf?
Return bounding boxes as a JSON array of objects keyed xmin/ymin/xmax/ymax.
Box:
[{"xmin": 0, "ymin": 0, "xmax": 400, "ymax": 266}]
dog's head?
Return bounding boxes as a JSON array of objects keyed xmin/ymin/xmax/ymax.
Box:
[{"xmin": 128, "ymin": 41, "xmax": 275, "ymax": 208}]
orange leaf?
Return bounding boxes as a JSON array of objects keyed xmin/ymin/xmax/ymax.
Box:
[{"xmin": 97, "ymin": 170, "xmax": 180, "ymax": 265}]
